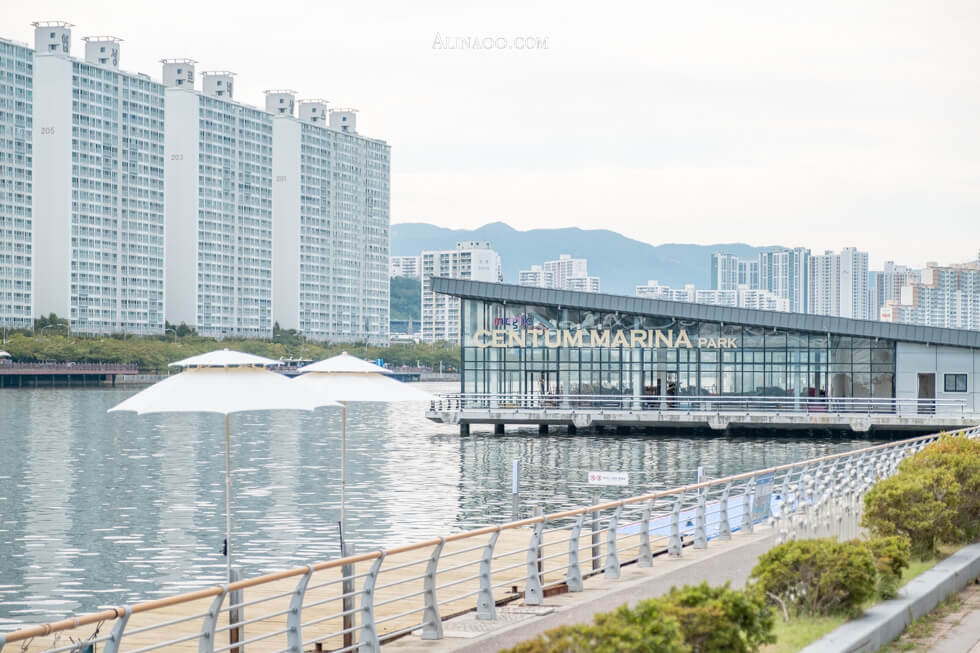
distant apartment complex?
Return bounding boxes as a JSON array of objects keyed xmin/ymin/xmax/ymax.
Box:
[
  {"xmin": 421, "ymin": 241, "xmax": 501, "ymax": 343},
  {"xmin": 809, "ymin": 248, "xmax": 869, "ymax": 319},
  {"xmin": 881, "ymin": 260, "xmax": 980, "ymax": 331},
  {"xmin": 636, "ymin": 280, "xmax": 789, "ymax": 312},
  {"xmin": 518, "ymin": 254, "xmax": 599, "ymax": 293},
  {"xmin": 390, "ymin": 255, "xmax": 421, "ymax": 279},
  {"xmin": 0, "ymin": 22, "xmax": 390, "ymax": 341}
]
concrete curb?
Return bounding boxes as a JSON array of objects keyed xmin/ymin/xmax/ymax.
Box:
[{"xmin": 801, "ymin": 542, "xmax": 980, "ymax": 653}]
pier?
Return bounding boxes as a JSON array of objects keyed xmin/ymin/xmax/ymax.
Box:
[
  {"xmin": 0, "ymin": 362, "xmax": 140, "ymax": 387},
  {"xmin": 427, "ymin": 393, "xmax": 979, "ymax": 434}
]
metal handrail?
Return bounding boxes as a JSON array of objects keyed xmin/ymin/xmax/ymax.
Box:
[
  {"xmin": 2, "ymin": 426, "xmax": 977, "ymax": 653},
  {"xmin": 429, "ymin": 392, "xmax": 970, "ymax": 415}
]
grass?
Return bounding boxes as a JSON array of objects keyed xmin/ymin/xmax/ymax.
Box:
[{"xmin": 759, "ymin": 554, "xmax": 944, "ymax": 653}]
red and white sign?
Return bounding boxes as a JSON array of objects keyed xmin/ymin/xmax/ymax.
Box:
[{"xmin": 587, "ymin": 471, "xmax": 629, "ymax": 486}]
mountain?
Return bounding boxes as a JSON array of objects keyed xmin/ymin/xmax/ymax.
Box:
[{"xmin": 391, "ymin": 222, "xmax": 779, "ymax": 295}]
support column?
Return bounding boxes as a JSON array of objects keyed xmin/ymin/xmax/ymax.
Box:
[
  {"xmin": 567, "ymin": 424, "xmax": 577, "ymax": 435},
  {"xmin": 459, "ymin": 423, "xmax": 470, "ymax": 436},
  {"xmin": 494, "ymin": 423, "xmax": 505, "ymax": 435},
  {"xmin": 538, "ymin": 424, "xmax": 549, "ymax": 434}
]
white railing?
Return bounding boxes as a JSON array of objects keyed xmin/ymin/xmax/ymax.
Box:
[
  {"xmin": 429, "ymin": 393, "xmax": 970, "ymax": 416},
  {"xmin": 2, "ymin": 427, "xmax": 978, "ymax": 653}
]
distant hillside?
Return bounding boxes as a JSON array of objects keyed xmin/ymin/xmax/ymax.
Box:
[{"xmin": 391, "ymin": 222, "xmax": 779, "ymax": 294}]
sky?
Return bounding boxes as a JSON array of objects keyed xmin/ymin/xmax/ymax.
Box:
[{"xmin": 7, "ymin": 0, "xmax": 979, "ymax": 268}]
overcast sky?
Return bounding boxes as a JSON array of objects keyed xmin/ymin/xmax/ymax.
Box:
[{"xmin": 8, "ymin": 0, "xmax": 978, "ymax": 268}]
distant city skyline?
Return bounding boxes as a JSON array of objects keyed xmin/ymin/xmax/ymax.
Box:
[{"xmin": 5, "ymin": 1, "xmax": 977, "ymax": 269}]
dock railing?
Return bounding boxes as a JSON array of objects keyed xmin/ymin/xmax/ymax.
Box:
[
  {"xmin": 429, "ymin": 393, "xmax": 969, "ymax": 417},
  {"xmin": 2, "ymin": 426, "xmax": 978, "ymax": 653}
]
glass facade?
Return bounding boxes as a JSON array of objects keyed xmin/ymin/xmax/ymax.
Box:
[{"xmin": 461, "ymin": 299, "xmax": 896, "ymax": 401}]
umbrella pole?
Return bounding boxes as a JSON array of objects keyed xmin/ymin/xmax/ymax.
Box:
[
  {"xmin": 225, "ymin": 414, "xmax": 232, "ymax": 584},
  {"xmin": 340, "ymin": 401, "xmax": 347, "ymax": 540}
]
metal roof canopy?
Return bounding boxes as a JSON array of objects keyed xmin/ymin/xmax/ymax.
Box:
[{"xmin": 431, "ymin": 277, "xmax": 980, "ymax": 350}]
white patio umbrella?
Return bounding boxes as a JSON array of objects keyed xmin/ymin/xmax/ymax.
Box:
[
  {"xmin": 292, "ymin": 353, "xmax": 434, "ymax": 538},
  {"xmin": 108, "ymin": 349, "xmax": 340, "ymax": 581}
]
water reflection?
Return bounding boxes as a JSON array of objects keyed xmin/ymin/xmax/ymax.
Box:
[{"xmin": 0, "ymin": 383, "xmax": 877, "ymax": 628}]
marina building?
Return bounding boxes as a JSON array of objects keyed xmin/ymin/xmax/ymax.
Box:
[
  {"xmin": 428, "ymin": 278, "xmax": 980, "ymax": 433},
  {"xmin": 270, "ymin": 93, "xmax": 390, "ymax": 344},
  {"xmin": 33, "ymin": 23, "xmax": 166, "ymax": 335},
  {"xmin": 421, "ymin": 242, "xmax": 501, "ymax": 343},
  {"xmin": 0, "ymin": 37, "xmax": 33, "ymax": 329}
]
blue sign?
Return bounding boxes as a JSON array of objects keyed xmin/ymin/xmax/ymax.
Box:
[{"xmin": 375, "ymin": 358, "xmax": 384, "ymax": 368}]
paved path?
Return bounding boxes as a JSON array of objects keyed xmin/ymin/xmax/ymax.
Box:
[
  {"xmin": 387, "ymin": 525, "xmax": 778, "ymax": 653},
  {"xmin": 924, "ymin": 582, "xmax": 980, "ymax": 653}
]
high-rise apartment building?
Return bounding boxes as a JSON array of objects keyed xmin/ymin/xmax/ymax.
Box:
[
  {"xmin": 565, "ymin": 276, "xmax": 601, "ymax": 293},
  {"xmin": 881, "ymin": 261, "xmax": 980, "ymax": 330},
  {"xmin": 518, "ymin": 264, "xmax": 554, "ymax": 288},
  {"xmin": 808, "ymin": 251, "xmax": 840, "ymax": 317},
  {"xmin": 870, "ymin": 261, "xmax": 919, "ymax": 316},
  {"xmin": 839, "ymin": 247, "xmax": 870, "ymax": 320},
  {"xmin": 738, "ymin": 259, "xmax": 760, "ymax": 290},
  {"xmin": 0, "ymin": 37, "xmax": 33, "ymax": 329},
  {"xmin": 421, "ymin": 241, "xmax": 501, "ymax": 343},
  {"xmin": 636, "ymin": 280, "xmax": 787, "ymax": 311},
  {"xmin": 543, "ymin": 254, "xmax": 587, "ymax": 289},
  {"xmin": 390, "ymin": 255, "xmax": 420, "ymax": 279},
  {"xmin": 759, "ymin": 247, "xmax": 810, "ymax": 313},
  {"xmin": 711, "ymin": 252, "xmax": 759, "ymax": 291},
  {"xmin": 33, "ymin": 24, "xmax": 166, "ymax": 334},
  {"xmin": 164, "ymin": 63, "xmax": 273, "ymax": 338},
  {"xmin": 270, "ymin": 93, "xmax": 390, "ymax": 345}
]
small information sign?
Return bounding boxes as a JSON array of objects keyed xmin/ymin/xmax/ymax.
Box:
[{"xmin": 587, "ymin": 471, "xmax": 629, "ymax": 486}]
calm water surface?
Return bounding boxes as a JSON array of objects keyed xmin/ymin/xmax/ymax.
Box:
[{"xmin": 0, "ymin": 383, "xmax": 880, "ymax": 628}]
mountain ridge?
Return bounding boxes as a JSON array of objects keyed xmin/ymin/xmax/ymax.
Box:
[{"xmin": 391, "ymin": 221, "xmax": 781, "ymax": 294}]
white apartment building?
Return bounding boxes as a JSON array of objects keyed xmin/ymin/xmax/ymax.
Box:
[
  {"xmin": 421, "ymin": 241, "xmax": 501, "ymax": 343},
  {"xmin": 0, "ymin": 37, "xmax": 33, "ymax": 329},
  {"xmin": 759, "ymin": 247, "xmax": 809, "ymax": 313},
  {"xmin": 738, "ymin": 259, "xmax": 760, "ymax": 290},
  {"xmin": 543, "ymin": 254, "xmax": 587, "ymax": 289},
  {"xmin": 709, "ymin": 253, "xmax": 739, "ymax": 291},
  {"xmin": 565, "ymin": 276, "xmax": 600, "ymax": 293},
  {"xmin": 882, "ymin": 262, "xmax": 980, "ymax": 331},
  {"xmin": 636, "ymin": 280, "xmax": 787, "ymax": 311},
  {"xmin": 270, "ymin": 92, "xmax": 390, "ymax": 345},
  {"xmin": 809, "ymin": 251, "xmax": 840, "ymax": 317},
  {"xmin": 391, "ymin": 255, "xmax": 421, "ymax": 279},
  {"xmin": 164, "ymin": 63, "xmax": 274, "ymax": 338},
  {"xmin": 518, "ymin": 264, "xmax": 554, "ymax": 288},
  {"xmin": 33, "ymin": 24, "xmax": 166, "ymax": 335},
  {"xmin": 840, "ymin": 246, "xmax": 870, "ymax": 320},
  {"xmin": 870, "ymin": 261, "xmax": 919, "ymax": 316}
]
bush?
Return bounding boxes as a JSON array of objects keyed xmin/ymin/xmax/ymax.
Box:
[
  {"xmin": 503, "ymin": 601, "xmax": 689, "ymax": 653},
  {"xmin": 656, "ymin": 582, "xmax": 775, "ymax": 653},
  {"xmin": 901, "ymin": 435, "xmax": 980, "ymax": 540},
  {"xmin": 862, "ymin": 466, "xmax": 960, "ymax": 559},
  {"xmin": 866, "ymin": 535, "xmax": 911, "ymax": 599},
  {"xmin": 751, "ymin": 538, "xmax": 877, "ymax": 617}
]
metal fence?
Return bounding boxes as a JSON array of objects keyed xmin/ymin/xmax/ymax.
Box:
[
  {"xmin": 2, "ymin": 426, "xmax": 977, "ymax": 653},
  {"xmin": 430, "ymin": 393, "xmax": 970, "ymax": 416}
]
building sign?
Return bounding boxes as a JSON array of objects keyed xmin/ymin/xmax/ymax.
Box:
[
  {"xmin": 472, "ymin": 328, "xmax": 738, "ymax": 349},
  {"xmin": 588, "ymin": 471, "xmax": 629, "ymax": 486}
]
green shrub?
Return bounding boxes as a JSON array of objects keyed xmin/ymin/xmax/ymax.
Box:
[
  {"xmin": 866, "ymin": 535, "xmax": 911, "ymax": 599},
  {"xmin": 751, "ymin": 538, "xmax": 877, "ymax": 617},
  {"xmin": 655, "ymin": 582, "xmax": 776, "ymax": 653},
  {"xmin": 901, "ymin": 435, "xmax": 980, "ymax": 540},
  {"xmin": 862, "ymin": 466, "xmax": 960, "ymax": 558},
  {"xmin": 502, "ymin": 601, "xmax": 689, "ymax": 653}
]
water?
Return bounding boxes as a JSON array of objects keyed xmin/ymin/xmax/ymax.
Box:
[{"xmin": 0, "ymin": 383, "xmax": 879, "ymax": 629}]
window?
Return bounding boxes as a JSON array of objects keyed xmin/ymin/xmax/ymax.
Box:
[{"xmin": 944, "ymin": 374, "xmax": 967, "ymax": 393}]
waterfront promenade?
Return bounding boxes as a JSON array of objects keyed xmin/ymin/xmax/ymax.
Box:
[{"xmin": 6, "ymin": 429, "xmax": 967, "ymax": 653}]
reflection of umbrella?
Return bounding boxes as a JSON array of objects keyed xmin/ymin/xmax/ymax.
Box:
[
  {"xmin": 108, "ymin": 349, "xmax": 339, "ymax": 581},
  {"xmin": 293, "ymin": 352, "xmax": 434, "ymax": 538}
]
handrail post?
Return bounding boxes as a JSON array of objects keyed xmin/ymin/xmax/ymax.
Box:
[
  {"xmin": 604, "ymin": 505, "xmax": 622, "ymax": 579},
  {"xmin": 228, "ymin": 567, "xmax": 243, "ymax": 653},
  {"xmin": 590, "ymin": 493, "xmax": 601, "ymax": 571},
  {"xmin": 358, "ymin": 553, "xmax": 385, "ymax": 653},
  {"xmin": 525, "ymin": 515, "xmax": 545, "ymax": 605},
  {"xmin": 742, "ymin": 477, "xmax": 755, "ymax": 534},
  {"xmin": 102, "ymin": 606, "xmax": 132, "ymax": 653},
  {"xmin": 342, "ymin": 542, "xmax": 356, "ymax": 649},
  {"xmin": 668, "ymin": 495, "xmax": 682, "ymax": 556},
  {"xmin": 566, "ymin": 514, "xmax": 585, "ymax": 591},
  {"xmin": 421, "ymin": 537, "xmax": 445, "ymax": 640},
  {"xmin": 718, "ymin": 483, "xmax": 732, "ymax": 541},
  {"xmin": 637, "ymin": 501, "xmax": 653, "ymax": 567},
  {"xmin": 286, "ymin": 566, "xmax": 314, "ymax": 652},
  {"xmin": 198, "ymin": 586, "xmax": 228, "ymax": 653},
  {"xmin": 477, "ymin": 529, "xmax": 501, "ymax": 620},
  {"xmin": 694, "ymin": 491, "xmax": 707, "ymax": 549}
]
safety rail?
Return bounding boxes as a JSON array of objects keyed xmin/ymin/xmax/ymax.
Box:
[
  {"xmin": 429, "ymin": 392, "xmax": 970, "ymax": 416},
  {"xmin": 2, "ymin": 426, "xmax": 978, "ymax": 653}
]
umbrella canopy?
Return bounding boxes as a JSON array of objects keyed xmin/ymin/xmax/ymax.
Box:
[
  {"xmin": 108, "ymin": 348, "xmax": 339, "ymax": 582},
  {"xmin": 293, "ymin": 353, "xmax": 435, "ymax": 538},
  {"xmin": 0, "ymin": 350, "xmax": 10, "ymax": 358}
]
